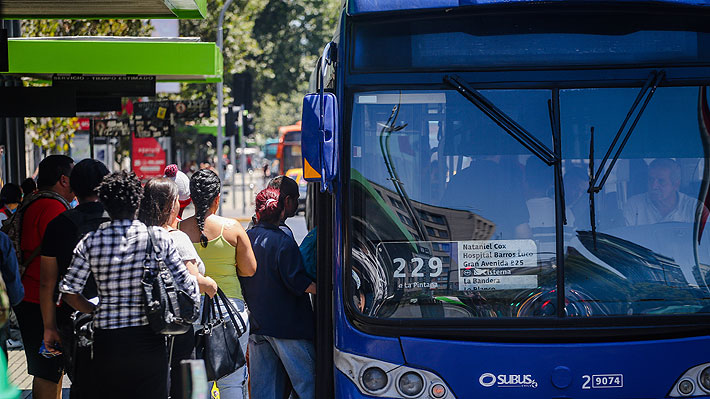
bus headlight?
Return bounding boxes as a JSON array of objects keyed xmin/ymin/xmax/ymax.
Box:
[
  {"xmin": 669, "ymin": 362, "xmax": 710, "ymax": 397},
  {"xmin": 398, "ymin": 371, "xmax": 424, "ymax": 397},
  {"xmin": 334, "ymin": 349, "xmax": 456, "ymax": 398},
  {"xmin": 362, "ymin": 367, "xmax": 388, "ymax": 392},
  {"xmin": 679, "ymin": 379, "xmax": 694, "ymax": 396},
  {"xmin": 699, "ymin": 367, "xmax": 710, "ymax": 391}
]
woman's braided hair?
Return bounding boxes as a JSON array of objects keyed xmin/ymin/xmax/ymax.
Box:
[{"xmin": 189, "ymin": 169, "xmax": 221, "ymax": 247}]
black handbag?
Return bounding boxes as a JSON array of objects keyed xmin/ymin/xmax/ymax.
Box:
[
  {"xmin": 195, "ymin": 288, "xmax": 247, "ymax": 381},
  {"xmin": 142, "ymin": 226, "xmax": 199, "ymax": 335}
]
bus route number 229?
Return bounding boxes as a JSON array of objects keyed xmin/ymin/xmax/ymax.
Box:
[{"xmin": 393, "ymin": 257, "xmax": 443, "ymax": 278}]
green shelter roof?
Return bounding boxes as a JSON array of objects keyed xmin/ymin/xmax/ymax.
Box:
[
  {"xmin": 0, "ymin": 0, "xmax": 206, "ymax": 19},
  {"xmin": 3, "ymin": 37, "xmax": 222, "ymax": 83}
]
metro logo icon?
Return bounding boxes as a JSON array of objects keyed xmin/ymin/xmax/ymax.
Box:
[{"xmin": 479, "ymin": 372, "xmax": 538, "ymax": 388}]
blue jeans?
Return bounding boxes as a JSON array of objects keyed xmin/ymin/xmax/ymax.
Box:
[
  {"xmin": 248, "ymin": 334, "xmax": 315, "ymax": 399},
  {"xmin": 201, "ymin": 297, "xmax": 250, "ymax": 399}
]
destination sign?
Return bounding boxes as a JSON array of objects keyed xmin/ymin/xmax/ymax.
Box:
[
  {"xmin": 377, "ymin": 240, "xmax": 539, "ymax": 292},
  {"xmin": 457, "ymin": 240, "xmax": 538, "ymax": 291}
]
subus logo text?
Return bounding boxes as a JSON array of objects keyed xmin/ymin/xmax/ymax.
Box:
[{"xmin": 479, "ymin": 373, "xmax": 538, "ymax": 388}]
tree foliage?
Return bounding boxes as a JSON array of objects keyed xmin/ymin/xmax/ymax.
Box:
[
  {"xmin": 24, "ymin": 117, "xmax": 77, "ymax": 153},
  {"xmin": 180, "ymin": 0, "xmax": 341, "ymax": 141},
  {"xmin": 21, "ymin": 19, "xmax": 152, "ymax": 37}
]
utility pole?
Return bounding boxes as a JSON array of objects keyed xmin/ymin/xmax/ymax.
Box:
[
  {"xmin": 230, "ymin": 106, "xmax": 238, "ymax": 211},
  {"xmin": 239, "ymin": 109, "xmax": 247, "ymax": 214},
  {"xmin": 216, "ymin": 0, "xmax": 233, "ymax": 216}
]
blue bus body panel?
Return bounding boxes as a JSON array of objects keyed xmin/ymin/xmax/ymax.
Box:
[
  {"xmin": 333, "ymin": 312, "xmax": 405, "ymax": 365},
  {"xmin": 349, "ymin": 0, "xmax": 710, "ymax": 14},
  {"xmin": 331, "ymin": 8, "xmax": 405, "ymax": 368},
  {"xmin": 400, "ymin": 335, "xmax": 710, "ymax": 398}
]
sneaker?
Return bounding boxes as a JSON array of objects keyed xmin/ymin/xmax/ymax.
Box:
[{"xmin": 6, "ymin": 338, "xmax": 23, "ymax": 350}]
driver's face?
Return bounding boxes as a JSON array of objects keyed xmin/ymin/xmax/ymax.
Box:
[{"xmin": 648, "ymin": 167, "xmax": 679, "ymax": 204}]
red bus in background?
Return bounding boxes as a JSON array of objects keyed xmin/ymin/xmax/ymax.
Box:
[{"xmin": 276, "ymin": 121, "xmax": 302, "ymax": 175}]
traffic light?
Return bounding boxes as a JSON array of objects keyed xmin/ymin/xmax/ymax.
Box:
[
  {"xmin": 231, "ymin": 73, "xmax": 252, "ymax": 110},
  {"xmin": 244, "ymin": 113, "xmax": 255, "ymax": 137},
  {"xmin": 225, "ymin": 107, "xmax": 237, "ymax": 137}
]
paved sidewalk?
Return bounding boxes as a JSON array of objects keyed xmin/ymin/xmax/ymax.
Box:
[{"xmin": 8, "ymin": 348, "xmax": 71, "ymax": 398}]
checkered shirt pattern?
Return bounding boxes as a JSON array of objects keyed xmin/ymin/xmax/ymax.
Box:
[{"xmin": 59, "ymin": 219, "xmax": 199, "ymax": 330}]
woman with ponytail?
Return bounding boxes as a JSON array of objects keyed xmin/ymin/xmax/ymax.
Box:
[
  {"xmin": 241, "ymin": 188, "xmax": 316, "ymax": 399},
  {"xmin": 179, "ymin": 169, "xmax": 256, "ymax": 398}
]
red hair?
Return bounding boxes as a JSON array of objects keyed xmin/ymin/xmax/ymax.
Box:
[{"xmin": 255, "ymin": 188, "xmax": 283, "ymax": 223}]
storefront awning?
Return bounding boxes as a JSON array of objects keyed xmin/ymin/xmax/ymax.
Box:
[
  {"xmin": 0, "ymin": 0, "xmax": 206, "ymax": 19},
  {"xmin": 3, "ymin": 37, "xmax": 222, "ymax": 83}
]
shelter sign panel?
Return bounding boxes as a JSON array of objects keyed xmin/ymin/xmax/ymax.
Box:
[
  {"xmin": 134, "ymin": 100, "xmax": 173, "ymax": 138},
  {"xmin": 91, "ymin": 118, "xmax": 131, "ymax": 137}
]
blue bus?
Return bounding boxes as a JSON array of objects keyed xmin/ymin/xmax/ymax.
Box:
[{"xmin": 301, "ymin": 1, "xmax": 710, "ymax": 398}]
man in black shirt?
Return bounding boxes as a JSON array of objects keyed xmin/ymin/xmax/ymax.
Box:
[{"xmin": 39, "ymin": 159, "xmax": 109, "ymax": 399}]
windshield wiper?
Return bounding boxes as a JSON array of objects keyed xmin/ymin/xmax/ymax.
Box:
[
  {"xmin": 587, "ymin": 70, "xmax": 664, "ymax": 250},
  {"xmin": 444, "ymin": 74, "xmax": 558, "ymax": 166},
  {"xmin": 589, "ymin": 70, "xmax": 665, "ymax": 193},
  {"xmin": 378, "ymin": 95, "xmax": 429, "ymax": 241}
]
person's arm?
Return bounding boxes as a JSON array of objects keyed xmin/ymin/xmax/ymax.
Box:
[
  {"xmin": 160, "ymin": 230, "xmax": 199, "ymax": 302},
  {"xmin": 277, "ymin": 239, "xmax": 315, "ymax": 295},
  {"xmin": 39, "ymin": 256, "xmax": 62, "ymax": 352},
  {"xmin": 61, "ymin": 293, "xmax": 95, "ymax": 314},
  {"xmin": 229, "ymin": 221, "xmax": 257, "ymax": 277},
  {"xmin": 58, "ymin": 238, "xmax": 93, "ymax": 312},
  {"xmin": 170, "ymin": 230, "xmax": 217, "ymax": 297},
  {"xmin": 305, "ymin": 282, "xmax": 316, "ymax": 294},
  {"xmin": 185, "ymin": 259, "xmax": 218, "ymax": 298},
  {"xmin": 0, "ymin": 233, "xmax": 24, "ymax": 305}
]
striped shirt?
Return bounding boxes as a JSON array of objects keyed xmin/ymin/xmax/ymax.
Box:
[{"xmin": 60, "ymin": 219, "xmax": 199, "ymax": 330}]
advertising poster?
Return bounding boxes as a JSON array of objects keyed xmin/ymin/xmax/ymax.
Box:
[
  {"xmin": 132, "ymin": 134, "xmax": 166, "ymax": 180},
  {"xmin": 72, "ymin": 132, "xmax": 91, "ymax": 162}
]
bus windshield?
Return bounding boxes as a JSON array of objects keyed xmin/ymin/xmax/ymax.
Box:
[{"xmin": 349, "ymin": 86, "xmax": 710, "ymax": 321}]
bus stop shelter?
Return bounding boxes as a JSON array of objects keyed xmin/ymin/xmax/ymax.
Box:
[{"xmin": 0, "ymin": 1, "xmax": 220, "ymax": 184}]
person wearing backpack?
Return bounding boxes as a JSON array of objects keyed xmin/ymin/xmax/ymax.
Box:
[
  {"xmin": 0, "ymin": 230, "xmax": 24, "ymax": 358},
  {"xmin": 10, "ymin": 154, "xmax": 73, "ymax": 399},
  {"xmin": 0, "ymin": 183, "xmax": 22, "ymax": 223},
  {"xmin": 39, "ymin": 159, "xmax": 109, "ymax": 399}
]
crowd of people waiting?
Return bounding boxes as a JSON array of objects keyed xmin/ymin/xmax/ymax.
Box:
[{"xmin": 0, "ymin": 154, "xmax": 315, "ymax": 399}]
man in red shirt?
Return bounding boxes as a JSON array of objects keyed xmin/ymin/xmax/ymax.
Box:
[{"xmin": 13, "ymin": 155, "xmax": 73, "ymax": 399}]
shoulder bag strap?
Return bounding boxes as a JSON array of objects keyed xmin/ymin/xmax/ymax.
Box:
[
  {"xmin": 146, "ymin": 226, "xmax": 184, "ymax": 321},
  {"xmin": 201, "ymin": 296, "xmax": 213, "ymax": 326},
  {"xmin": 216, "ymin": 288, "xmax": 247, "ymax": 336}
]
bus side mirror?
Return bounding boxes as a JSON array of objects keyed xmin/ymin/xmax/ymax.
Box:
[{"xmin": 301, "ymin": 42, "xmax": 338, "ymax": 192}]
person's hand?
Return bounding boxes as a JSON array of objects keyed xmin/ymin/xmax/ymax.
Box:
[
  {"xmin": 203, "ymin": 276, "xmax": 218, "ymax": 298},
  {"xmin": 43, "ymin": 328, "xmax": 62, "ymax": 355}
]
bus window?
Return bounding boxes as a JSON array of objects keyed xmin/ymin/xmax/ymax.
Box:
[
  {"xmin": 560, "ymin": 86, "xmax": 710, "ymax": 316},
  {"xmin": 350, "ymin": 87, "xmax": 710, "ymax": 320},
  {"xmin": 350, "ymin": 89, "xmax": 558, "ymax": 319}
]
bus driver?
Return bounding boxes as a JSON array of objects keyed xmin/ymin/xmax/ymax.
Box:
[{"xmin": 623, "ymin": 158, "xmax": 700, "ymax": 226}]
